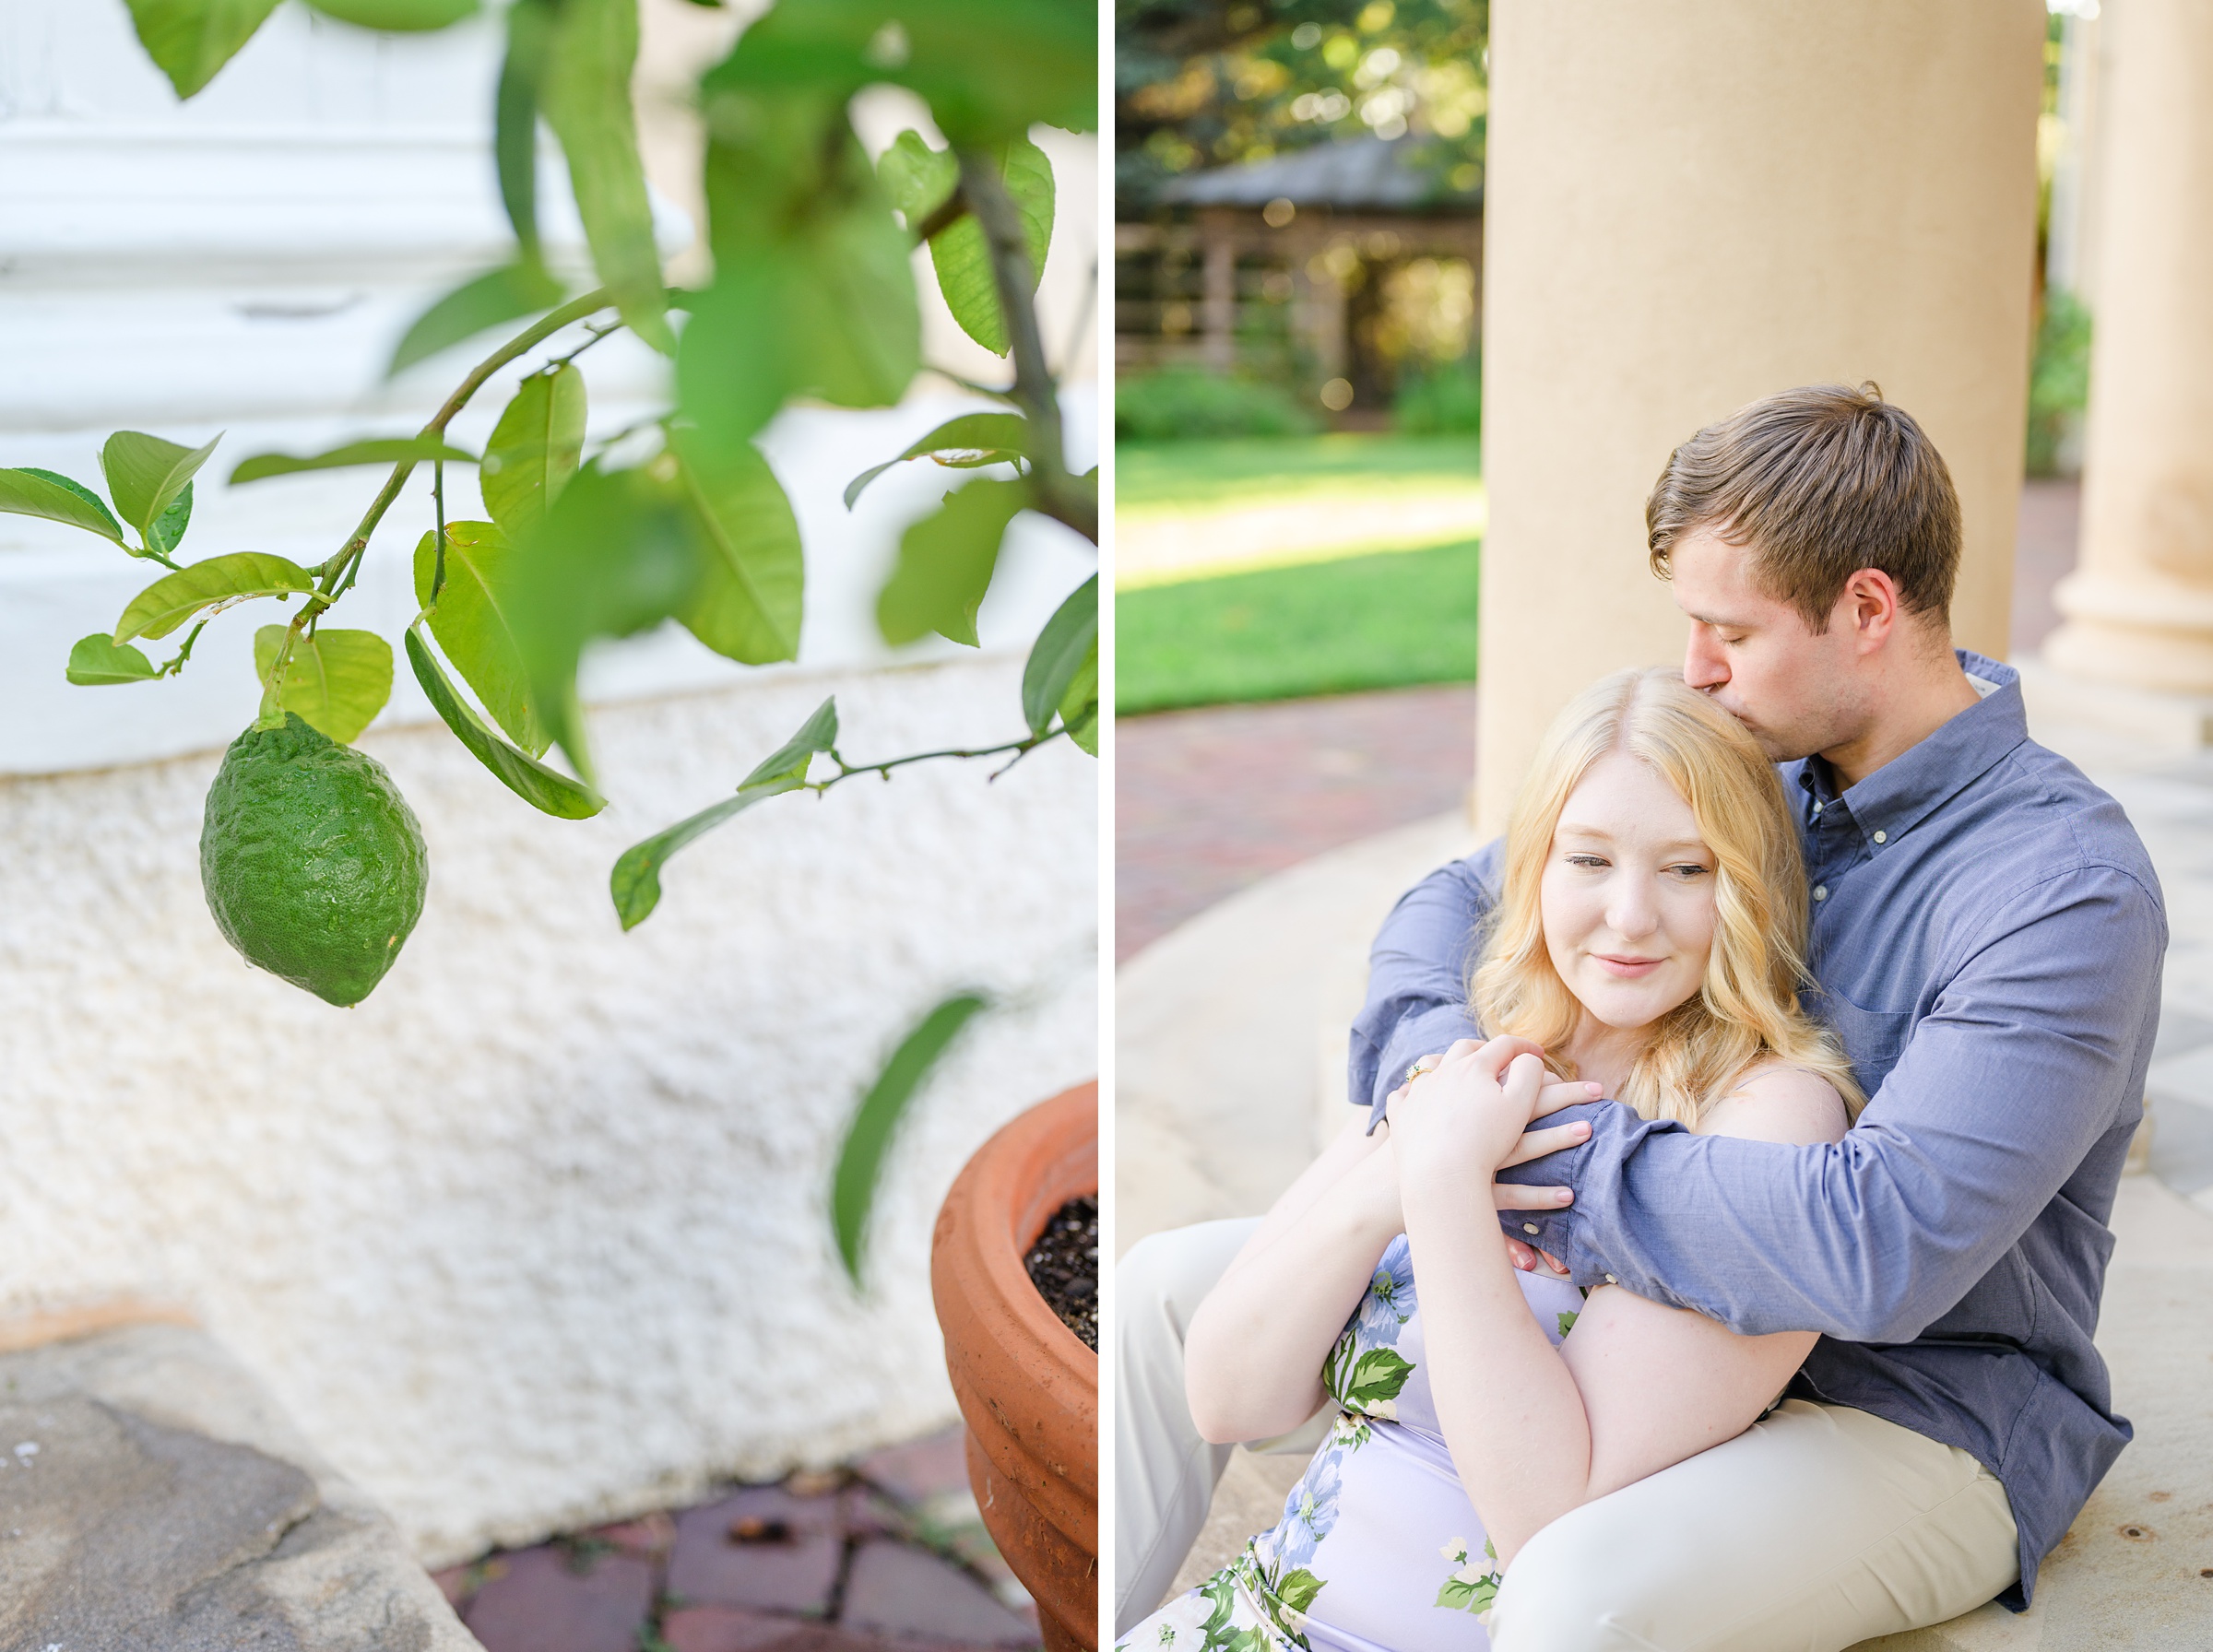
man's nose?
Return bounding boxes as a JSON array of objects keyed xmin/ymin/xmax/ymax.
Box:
[{"xmin": 1684, "ymin": 630, "xmax": 1727, "ymax": 690}]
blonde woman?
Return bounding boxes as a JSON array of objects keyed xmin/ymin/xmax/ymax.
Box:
[{"xmin": 1121, "ymin": 667, "xmax": 1863, "ymax": 1652}]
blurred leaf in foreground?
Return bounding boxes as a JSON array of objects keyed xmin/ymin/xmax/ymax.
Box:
[{"xmin": 832, "ymin": 991, "xmax": 991, "ymax": 1283}]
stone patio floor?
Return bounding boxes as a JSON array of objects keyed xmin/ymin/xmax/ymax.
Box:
[{"xmin": 430, "ymin": 1427, "xmax": 1042, "ymax": 1652}]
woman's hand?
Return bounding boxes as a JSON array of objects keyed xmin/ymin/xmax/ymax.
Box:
[{"xmin": 1391, "ymin": 1038, "xmax": 1599, "ymax": 1199}]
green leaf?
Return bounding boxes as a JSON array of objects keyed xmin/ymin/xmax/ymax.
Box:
[
  {"xmin": 1556, "ymin": 1309, "xmax": 1580, "ymax": 1339},
  {"xmin": 928, "ymin": 137, "xmax": 1054, "ymax": 356},
  {"xmin": 122, "ymin": 0, "xmax": 283, "ymax": 99},
  {"xmin": 704, "ymin": 0, "xmax": 1095, "ymax": 144},
  {"xmin": 230, "ymin": 437, "xmax": 477, "ymax": 485},
  {"xmin": 1059, "ymin": 641, "xmax": 1098, "ymax": 756},
  {"xmin": 304, "ymin": 0, "xmax": 479, "ymax": 29},
  {"xmin": 148, "ymin": 481, "xmax": 194, "ymax": 557},
  {"xmin": 538, "ymin": 0, "xmax": 671, "ymax": 353},
  {"xmin": 0, "ymin": 468, "xmax": 125, "ymax": 543},
  {"xmin": 878, "ymin": 130, "xmax": 955, "ymax": 220},
  {"xmin": 388, "ymin": 259, "xmax": 567, "ymax": 377},
  {"xmin": 740, "ymin": 694, "xmax": 838, "ymax": 788},
  {"xmin": 842, "ymin": 412, "xmax": 1027, "ymax": 509},
  {"xmin": 101, "ymin": 431, "xmax": 220, "ymax": 539},
  {"xmin": 609, "ymin": 697, "xmax": 837, "ymax": 930},
  {"xmin": 495, "ymin": 1, "xmax": 552, "ymax": 252},
  {"xmin": 503, "ymin": 460, "xmax": 703, "ymax": 783},
  {"xmin": 1022, "ymin": 574, "xmax": 1095, "ymax": 736},
  {"xmin": 65, "ymin": 633, "xmax": 159, "ymax": 686},
  {"xmin": 875, "ymin": 478, "xmax": 1025, "ymax": 648},
  {"xmin": 671, "ymin": 434, "xmax": 804, "ymax": 666},
  {"xmin": 114, "ymin": 551, "xmax": 314, "ymax": 643},
  {"xmin": 252, "ymin": 625, "xmax": 393, "ymax": 744},
  {"xmin": 481, "ymin": 366, "xmax": 586, "ymax": 540},
  {"xmin": 832, "ymin": 991, "xmax": 991, "ymax": 1282},
  {"xmin": 678, "ymin": 91, "xmax": 918, "ymax": 448},
  {"xmin": 413, "ymin": 520, "xmax": 550, "ymax": 754},
  {"xmin": 405, "ymin": 627, "xmax": 604, "ymax": 819}
]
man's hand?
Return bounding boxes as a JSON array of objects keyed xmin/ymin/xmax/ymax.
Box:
[{"xmin": 1387, "ymin": 1037, "xmax": 1591, "ymax": 1270}]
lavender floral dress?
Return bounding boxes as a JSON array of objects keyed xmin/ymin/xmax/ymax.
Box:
[{"xmin": 1121, "ymin": 1236, "xmax": 1586, "ymax": 1652}]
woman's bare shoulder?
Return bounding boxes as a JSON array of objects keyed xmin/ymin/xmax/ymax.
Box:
[{"xmin": 1698, "ymin": 1060, "xmax": 1849, "ymax": 1145}]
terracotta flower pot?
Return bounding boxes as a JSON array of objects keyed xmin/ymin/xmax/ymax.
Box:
[{"xmin": 932, "ymin": 1081, "xmax": 1098, "ymax": 1652}]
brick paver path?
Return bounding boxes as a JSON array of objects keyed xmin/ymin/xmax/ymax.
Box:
[
  {"xmin": 1115, "ymin": 682, "xmax": 1478, "ymax": 961},
  {"xmin": 433, "ymin": 1427, "xmax": 1039, "ymax": 1652},
  {"xmin": 1117, "ymin": 482, "xmax": 2080, "ymax": 964}
]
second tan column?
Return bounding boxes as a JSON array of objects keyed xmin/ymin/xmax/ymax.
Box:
[
  {"xmin": 1474, "ymin": 0, "xmax": 2044, "ymax": 835},
  {"xmin": 2043, "ymin": 0, "xmax": 2213, "ymax": 702}
]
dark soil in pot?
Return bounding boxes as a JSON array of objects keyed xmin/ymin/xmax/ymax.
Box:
[{"xmin": 1024, "ymin": 1196, "xmax": 1099, "ymax": 1351}]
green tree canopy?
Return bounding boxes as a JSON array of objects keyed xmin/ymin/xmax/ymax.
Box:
[{"xmin": 1117, "ymin": 0, "xmax": 1488, "ymax": 203}]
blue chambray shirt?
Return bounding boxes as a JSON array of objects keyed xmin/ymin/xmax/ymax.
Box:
[{"xmin": 1348, "ymin": 654, "xmax": 2165, "ymax": 1609}]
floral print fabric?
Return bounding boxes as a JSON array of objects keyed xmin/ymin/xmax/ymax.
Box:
[{"xmin": 1121, "ymin": 1236, "xmax": 1587, "ymax": 1652}]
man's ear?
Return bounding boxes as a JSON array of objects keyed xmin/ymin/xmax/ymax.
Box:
[{"xmin": 1840, "ymin": 568, "xmax": 1904, "ymax": 654}]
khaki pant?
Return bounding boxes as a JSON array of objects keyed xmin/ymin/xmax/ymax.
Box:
[{"xmin": 1116, "ymin": 1218, "xmax": 2022, "ymax": 1651}]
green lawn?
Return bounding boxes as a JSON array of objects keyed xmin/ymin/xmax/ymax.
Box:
[
  {"xmin": 1116, "ymin": 539, "xmax": 1480, "ymax": 714},
  {"xmin": 1118, "ymin": 433, "xmax": 1483, "ymax": 513}
]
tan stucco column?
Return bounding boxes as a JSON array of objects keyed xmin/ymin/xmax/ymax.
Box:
[
  {"xmin": 1474, "ymin": 0, "xmax": 2044, "ymax": 834},
  {"xmin": 2042, "ymin": 0, "xmax": 2213, "ymax": 708}
]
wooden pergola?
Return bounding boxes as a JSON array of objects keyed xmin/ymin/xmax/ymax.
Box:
[{"xmin": 1117, "ymin": 136, "xmax": 1484, "ymax": 408}]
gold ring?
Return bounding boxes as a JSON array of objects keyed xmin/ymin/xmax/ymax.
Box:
[{"xmin": 1403, "ymin": 1059, "xmax": 1432, "ymax": 1085}]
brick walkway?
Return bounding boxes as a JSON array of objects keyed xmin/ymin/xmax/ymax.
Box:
[
  {"xmin": 432, "ymin": 1427, "xmax": 1040, "ymax": 1652},
  {"xmin": 1116, "ymin": 482, "xmax": 2081, "ymax": 963},
  {"xmin": 1115, "ymin": 683, "xmax": 1478, "ymax": 961}
]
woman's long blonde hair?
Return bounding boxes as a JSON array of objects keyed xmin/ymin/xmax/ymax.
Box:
[{"xmin": 1471, "ymin": 667, "xmax": 1864, "ymax": 1126}]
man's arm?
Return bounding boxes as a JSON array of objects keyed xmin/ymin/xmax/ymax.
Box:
[
  {"xmin": 1349, "ymin": 845, "xmax": 1501, "ymax": 1115},
  {"xmin": 1496, "ymin": 864, "xmax": 2165, "ymax": 1340}
]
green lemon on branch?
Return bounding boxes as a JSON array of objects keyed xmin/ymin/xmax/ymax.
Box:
[{"xmin": 200, "ymin": 714, "xmax": 429, "ymax": 1007}]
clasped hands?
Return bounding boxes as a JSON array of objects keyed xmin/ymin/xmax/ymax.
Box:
[{"xmin": 1384, "ymin": 1035, "xmax": 1598, "ymax": 1272}]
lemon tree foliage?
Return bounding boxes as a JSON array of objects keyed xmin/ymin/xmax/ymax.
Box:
[
  {"xmin": 879, "ymin": 132, "xmax": 1055, "ymax": 356},
  {"xmin": 841, "ymin": 411, "xmax": 1030, "ymax": 508},
  {"xmin": 480, "ymin": 364, "xmax": 586, "ymax": 539},
  {"xmin": 0, "ymin": 469, "xmax": 127, "ymax": 546},
  {"xmin": 412, "ymin": 522, "xmax": 550, "ymax": 754},
  {"xmin": 251, "ymin": 625, "xmax": 395, "ymax": 746},
  {"xmin": 20, "ymin": 0, "xmax": 1096, "ymax": 1025}
]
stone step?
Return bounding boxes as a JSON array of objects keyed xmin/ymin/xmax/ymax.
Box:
[{"xmin": 0, "ymin": 1316, "xmax": 479, "ymax": 1650}]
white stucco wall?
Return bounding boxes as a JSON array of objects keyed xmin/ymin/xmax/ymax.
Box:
[
  {"xmin": 0, "ymin": 0, "xmax": 1099, "ymax": 1562},
  {"xmin": 0, "ymin": 661, "xmax": 1095, "ymax": 1564}
]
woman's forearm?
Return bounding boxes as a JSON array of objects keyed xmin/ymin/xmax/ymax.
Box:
[
  {"xmin": 1185, "ymin": 1158, "xmax": 1401, "ymax": 1444},
  {"xmin": 1404, "ymin": 1179, "xmax": 1594, "ymax": 1567},
  {"xmin": 1215, "ymin": 1114, "xmax": 1390, "ymax": 1292}
]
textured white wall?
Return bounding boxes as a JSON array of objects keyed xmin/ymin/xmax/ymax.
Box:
[
  {"xmin": 0, "ymin": 0, "xmax": 1100, "ymax": 1563},
  {"xmin": 0, "ymin": 657, "xmax": 1096, "ymax": 1564}
]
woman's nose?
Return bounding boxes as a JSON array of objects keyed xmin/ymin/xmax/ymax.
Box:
[{"xmin": 1606, "ymin": 879, "xmax": 1661, "ymax": 939}]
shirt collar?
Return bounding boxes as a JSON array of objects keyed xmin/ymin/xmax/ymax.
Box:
[{"xmin": 1790, "ymin": 650, "xmax": 2027, "ymax": 850}]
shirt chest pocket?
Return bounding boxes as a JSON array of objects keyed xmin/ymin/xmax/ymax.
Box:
[{"xmin": 1816, "ymin": 991, "xmax": 1915, "ymax": 1096}]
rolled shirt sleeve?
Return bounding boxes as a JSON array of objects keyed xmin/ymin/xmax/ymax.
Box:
[
  {"xmin": 1495, "ymin": 862, "xmax": 2166, "ymax": 1341},
  {"xmin": 1347, "ymin": 844, "xmax": 1500, "ymax": 1119}
]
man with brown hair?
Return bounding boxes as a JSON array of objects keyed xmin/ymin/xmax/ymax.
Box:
[{"xmin": 1116, "ymin": 384, "xmax": 2165, "ymax": 1649}]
